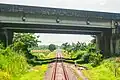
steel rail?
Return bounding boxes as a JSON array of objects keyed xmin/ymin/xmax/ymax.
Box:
[{"xmin": 51, "ymin": 53, "xmax": 69, "ymax": 80}]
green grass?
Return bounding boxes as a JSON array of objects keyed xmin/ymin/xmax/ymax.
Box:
[
  {"xmin": 62, "ymin": 51, "xmax": 70, "ymax": 58},
  {"xmin": 47, "ymin": 51, "xmax": 56, "ymax": 58},
  {"xmin": 81, "ymin": 57, "xmax": 120, "ymax": 80},
  {"xmin": 31, "ymin": 50, "xmax": 56, "ymax": 59},
  {"xmin": 0, "ymin": 47, "xmax": 29, "ymax": 80},
  {"xmin": 0, "ymin": 71, "xmax": 11, "ymax": 80},
  {"xmin": 71, "ymin": 67, "xmax": 82, "ymax": 80},
  {"xmin": 18, "ymin": 64, "xmax": 48, "ymax": 80},
  {"xmin": 32, "ymin": 52, "xmax": 46, "ymax": 59}
]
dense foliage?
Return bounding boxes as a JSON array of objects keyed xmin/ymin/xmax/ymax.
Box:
[
  {"xmin": 62, "ymin": 41, "xmax": 102, "ymax": 66},
  {"xmin": 0, "ymin": 33, "xmax": 42, "ymax": 80},
  {"xmin": 82, "ymin": 57, "xmax": 120, "ymax": 80},
  {"xmin": 0, "ymin": 33, "xmax": 57, "ymax": 80},
  {"xmin": 48, "ymin": 44, "xmax": 56, "ymax": 52},
  {"xmin": 62, "ymin": 40, "xmax": 120, "ymax": 79},
  {"xmin": 13, "ymin": 33, "xmax": 39, "ymax": 48},
  {"xmin": 0, "ymin": 42, "xmax": 29, "ymax": 80}
]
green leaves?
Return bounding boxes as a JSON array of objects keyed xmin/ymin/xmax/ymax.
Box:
[
  {"xmin": 13, "ymin": 33, "xmax": 39, "ymax": 48},
  {"xmin": 62, "ymin": 42, "xmax": 88, "ymax": 58},
  {"xmin": 48, "ymin": 44, "xmax": 56, "ymax": 52},
  {"xmin": 89, "ymin": 53, "xmax": 103, "ymax": 67},
  {"xmin": 0, "ymin": 48, "xmax": 29, "ymax": 78}
]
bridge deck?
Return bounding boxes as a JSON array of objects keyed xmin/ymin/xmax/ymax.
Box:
[
  {"xmin": 0, "ymin": 3, "xmax": 115, "ymax": 34},
  {"xmin": 0, "ymin": 3, "xmax": 120, "ymax": 20}
]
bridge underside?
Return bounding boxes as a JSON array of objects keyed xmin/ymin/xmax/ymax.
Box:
[
  {"xmin": 0, "ymin": 22, "xmax": 113, "ymax": 57},
  {"xmin": 0, "ymin": 22, "xmax": 111, "ymax": 34}
]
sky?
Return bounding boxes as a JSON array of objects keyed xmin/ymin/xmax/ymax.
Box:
[
  {"xmin": 36, "ymin": 33, "xmax": 93, "ymax": 46},
  {"xmin": 0, "ymin": 0, "xmax": 120, "ymax": 13},
  {"xmin": 0, "ymin": 0, "xmax": 120, "ymax": 46}
]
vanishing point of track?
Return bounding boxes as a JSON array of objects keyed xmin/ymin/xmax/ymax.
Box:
[{"xmin": 51, "ymin": 52, "xmax": 69, "ymax": 80}]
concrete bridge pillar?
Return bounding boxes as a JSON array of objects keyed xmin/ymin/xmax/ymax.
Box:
[
  {"xmin": 96, "ymin": 34, "xmax": 101, "ymax": 51},
  {"xmin": 103, "ymin": 34, "xmax": 112, "ymax": 57},
  {"xmin": 97, "ymin": 33, "xmax": 120, "ymax": 56},
  {"xmin": 115, "ymin": 39, "xmax": 120, "ymax": 54},
  {"xmin": 4, "ymin": 29, "xmax": 13, "ymax": 46},
  {"xmin": 110, "ymin": 21, "xmax": 120, "ymax": 55},
  {"xmin": 0, "ymin": 29, "xmax": 13, "ymax": 47},
  {"xmin": 0, "ymin": 29, "xmax": 6, "ymax": 45},
  {"xmin": 111, "ymin": 34, "xmax": 120, "ymax": 54},
  {"xmin": 96, "ymin": 32, "xmax": 112, "ymax": 57}
]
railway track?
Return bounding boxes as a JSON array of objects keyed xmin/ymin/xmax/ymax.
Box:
[{"xmin": 51, "ymin": 53, "xmax": 69, "ymax": 80}]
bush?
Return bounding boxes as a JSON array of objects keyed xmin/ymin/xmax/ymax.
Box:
[
  {"xmin": 37, "ymin": 53, "xmax": 45, "ymax": 59},
  {"xmin": 82, "ymin": 58, "xmax": 120, "ymax": 80},
  {"xmin": 11, "ymin": 42, "xmax": 37, "ymax": 59},
  {"xmin": 0, "ymin": 47, "xmax": 29, "ymax": 78},
  {"xmin": 48, "ymin": 44, "xmax": 56, "ymax": 52},
  {"xmin": 74, "ymin": 51, "xmax": 87, "ymax": 59},
  {"xmin": 82, "ymin": 53, "xmax": 91, "ymax": 63},
  {"xmin": 89, "ymin": 53, "xmax": 103, "ymax": 67},
  {"xmin": 0, "ymin": 71, "xmax": 11, "ymax": 80},
  {"xmin": 76, "ymin": 59, "xmax": 83, "ymax": 64},
  {"xmin": 103, "ymin": 58, "xmax": 120, "ymax": 77},
  {"xmin": 81, "ymin": 52, "xmax": 103, "ymax": 67},
  {"xmin": 0, "ymin": 41, "xmax": 4, "ymax": 49},
  {"xmin": 11, "ymin": 41, "xmax": 25, "ymax": 53}
]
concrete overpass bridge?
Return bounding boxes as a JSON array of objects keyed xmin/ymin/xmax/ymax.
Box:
[{"xmin": 0, "ymin": 3, "xmax": 120, "ymax": 57}]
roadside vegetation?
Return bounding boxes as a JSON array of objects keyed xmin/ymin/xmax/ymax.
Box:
[
  {"xmin": 0, "ymin": 41, "xmax": 29, "ymax": 80},
  {"xmin": 0, "ymin": 46, "xmax": 29, "ymax": 80},
  {"xmin": 19, "ymin": 64, "xmax": 48, "ymax": 80},
  {"xmin": 61, "ymin": 37, "xmax": 120, "ymax": 80},
  {"xmin": 0, "ymin": 33, "xmax": 56, "ymax": 80},
  {"xmin": 1, "ymin": 32, "xmax": 120, "ymax": 80},
  {"xmin": 82, "ymin": 57, "xmax": 120, "ymax": 80}
]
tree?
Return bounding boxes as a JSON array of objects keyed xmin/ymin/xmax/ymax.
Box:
[
  {"xmin": 61, "ymin": 42, "xmax": 71, "ymax": 51},
  {"xmin": 91, "ymin": 35, "xmax": 96, "ymax": 44},
  {"xmin": 48, "ymin": 44, "xmax": 56, "ymax": 52},
  {"xmin": 13, "ymin": 33, "xmax": 39, "ymax": 48},
  {"xmin": 61, "ymin": 42, "xmax": 88, "ymax": 58}
]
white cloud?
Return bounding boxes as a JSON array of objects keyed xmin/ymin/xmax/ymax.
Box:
[{"xmin": 0, "ymin": 0, "xmax": 120, "ymax": 12}]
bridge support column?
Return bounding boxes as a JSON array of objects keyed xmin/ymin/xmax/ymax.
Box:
[
  {"xmin": 103, "ymin": 34, "xmax": 112, "ymax": 57},
  {"xmin": 96, "ymin": 33, "xmax": 112, "ymax": 57},
  {"xmin": 115, "ymin": 39, "xmax": 120, "ymax": 54},
  {"xmin": 111, "ymin": 34, "xmax": 120, "ymax": 55},
  {"xmin": 96, "ymin": 34, "xmax": 101, "ymax": 51},
  {"xmin": 0, "ymin": 29, "xmax": 6, "ymax": 45},
  {"xmin": 0, "ymin": 29, "xmax": 13, "ymax": 47}
]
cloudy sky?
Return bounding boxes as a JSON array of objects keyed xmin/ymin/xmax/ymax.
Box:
[
  {"xmin": 0, "ymin": 0, "xmax": 120, "ymax": 13},
  {"xmin": 35, "ymin": 33, "xmax": 93, "ymax": 45},
  {"xmin": 0, "ymin": 0, "xmax": 120, "ymax": 45}
]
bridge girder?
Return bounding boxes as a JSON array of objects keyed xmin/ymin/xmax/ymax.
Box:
[{"xmin": 0, "ymin": 3, "xmax": 120, "ymax": 31}]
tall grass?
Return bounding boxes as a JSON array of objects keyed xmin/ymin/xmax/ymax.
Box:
[
  {"xmin": 19, "ymin": 64, "xmax": 48, "ymax": 80},
  {"xmin": 0, "ymin": 47, "xmax": 29, "ymax": 80},
  {"xmin": 82, "ymin": 57, "xmax": 120, "ymax": 80}
]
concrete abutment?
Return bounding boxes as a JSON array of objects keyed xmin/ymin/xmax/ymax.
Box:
[
  {"xmin": 96, "ymin": 32, "xmax": 112, "ymax": 57},
  {"xmin": 96, "ymin": 32, "xmax": 120, "ymax": 57},
  {"xmin": 0, "ymin": 29, "xmax": 13, "ymax": 47}
]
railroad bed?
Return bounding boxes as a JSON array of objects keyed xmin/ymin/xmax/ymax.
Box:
[{"xmin": 51, "ymin": 53, "xmax": 69, "ymax": 80}]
